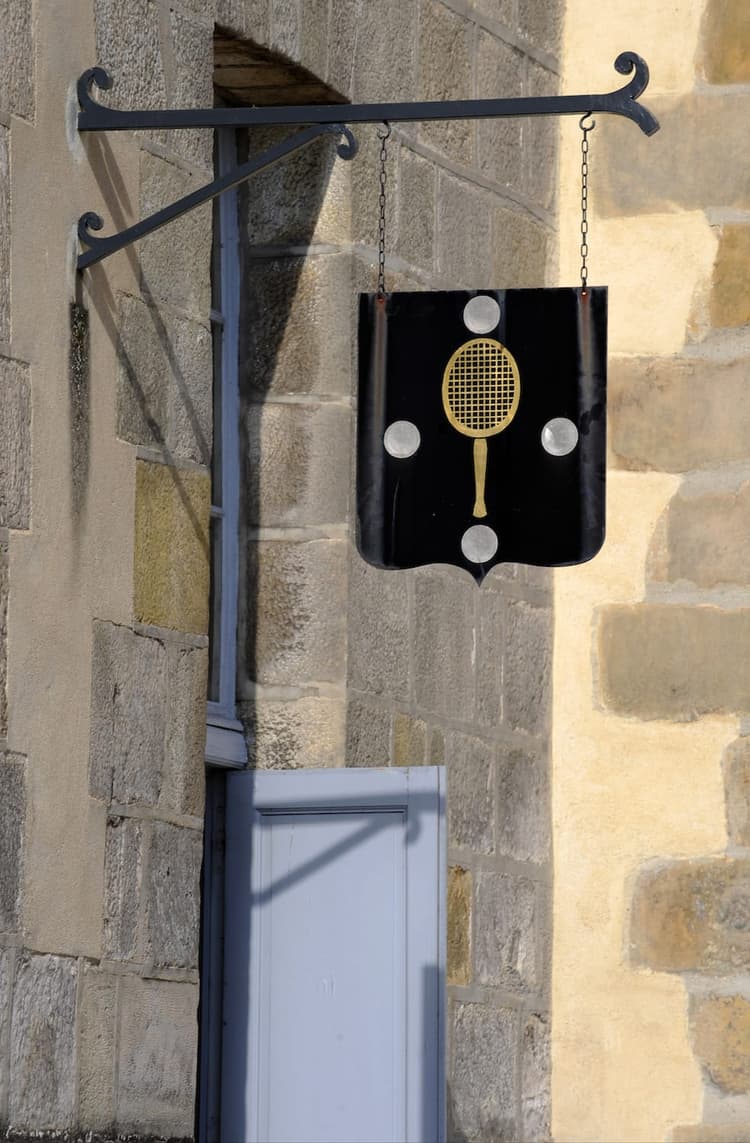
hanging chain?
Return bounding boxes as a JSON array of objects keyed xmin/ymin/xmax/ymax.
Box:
[
  {"xmin": 579, "ymin": 113, "xmax": 595, "ymax": 293},
  {"xmin": 377, "ymin": 121, "xmax": 391, "ymax": 298}
]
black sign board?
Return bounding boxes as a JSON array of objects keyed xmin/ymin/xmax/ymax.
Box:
[{"xmin": 356, "ymin": 288, "xmax": 607, "ymax": 583}]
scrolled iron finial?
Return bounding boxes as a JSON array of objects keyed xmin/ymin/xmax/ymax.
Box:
[
  {"xmin": 77, "ymin": 67, "xmax": 112, "ymax": 113},
  {"xmin": 324, "ymin": 123, "xmax": 359, "ymax": 160},
  {"xmin": 77, "ymin": 211, "xmax": 105, "ymax": 248},
  {"xmin": 610, "ymin": 52, "xmax": 658, "ymax": 136}
]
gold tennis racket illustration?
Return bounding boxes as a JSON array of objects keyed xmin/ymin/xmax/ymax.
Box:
[{"xmin": 442, "ymin": 338, "xmax": 521, "ymax": 518}]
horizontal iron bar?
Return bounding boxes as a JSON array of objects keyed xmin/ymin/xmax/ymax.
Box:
[
  {"xmin": 78, "ymin": 51, "xmax": 660, "ymax": 137},
  {"xmin": 77, "ymin": 122, "xmax": 357, "ymax": 270}
]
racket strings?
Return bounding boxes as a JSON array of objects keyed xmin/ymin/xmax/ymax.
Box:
[{"xmin": 446, "ymin": 340, "xmax": 517, "ymax": 433}]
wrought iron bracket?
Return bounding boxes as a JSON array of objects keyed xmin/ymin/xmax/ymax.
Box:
[{"xmin": 76, "ymin": 51, "xmax": 658, "ymax": 271}]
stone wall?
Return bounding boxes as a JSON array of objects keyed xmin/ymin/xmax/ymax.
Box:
[{"xmin": 552, "ymin": 1, "xmax": 750, "ymax": 1139}]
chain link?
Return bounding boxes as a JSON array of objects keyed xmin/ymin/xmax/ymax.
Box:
[
  {"xmin": 579, "ymin": 113, "xmax": 595, "ymax": 293},
  {"xmin": 377, "ymin": 121, "xmax": 391, "ymax": 297}
]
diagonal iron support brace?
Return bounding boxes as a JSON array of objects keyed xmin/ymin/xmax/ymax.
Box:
[{"xmin": 76, "ymin": 51, "xmax": 658, "ymax": 271}]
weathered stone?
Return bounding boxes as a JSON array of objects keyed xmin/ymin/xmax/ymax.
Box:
[
  {"xmin": 139, "ymin": 152, "xmax": 212, "ymax": 317},
  {"xmin": 518, "ymin": 0, "xmax": 563, "ymax": 54},
  {"xmin": 0, "ymin": 356, "xmax": 31, "ymax": 529},
  {"xmin": 345, "ymin": 696, "xmax": 391, "ymax": 768},
  {"xmin": 0, "ymin": 541, "xmax": 7, "ymax": 738},
  {"xmin": 134, "ymin": 459, "xmax": 211, "ymax": 635},
  {"xmin": 89, "ymin": 621, "xmax": 167, "ymax": 805},
  {"xmin": 419, "ymin": 0, "xmax": 474, "ymax": 163},
  {"xmin": 491, "ymin": 205, "xmax": 550, "ymax": 288},
  {"xmin": 450, "ymin": 1002, "xmax": 517, "ymax": 1143},
  {"xmin": 0, "ymin": 756, "xmax": 24, "ymax": 931},
  {"xmin": 116, "ymin": 976, "xmax": 198, "ymax": 1137},
  {"xmin": 723, "ymin": 737, "xmax": 750, "ymax": 848},
  {"xmin": 610, "ymin": 355, "xmax": 750, "ymax": 473},
  {"xmin": 147, "ymin": 821, "xmax": 202, "ymax": 968},
  {"xmin": 524, "ymin": 63, "xmax": 558, "ymax": 211},
  {"xmin": 448, "ymin": 866, "xmax": 472, "ymax": 986},
  {"xmin": 438, "ymin": 172, "xmax": 495, "ymax": 286},
  {"xmin": 428, "ymin": 726, "xmax": 445, "ymax": 766},
  {"xmin": 0, "ymin": 0, "xmax": 33, "ymax": 118},
  {"xmin": 94, "ymin": 0, "xmax": 166, "ymax": 112},
  {"xmin": 475, "ymin": 588, "xmax": 504, "ymax": 729},
  {"xmin": 446, "ymin": 732, "xmax": 494, "ymax": 854},
  {"xmin": 711, "ymin": 225, "xmax": 750, "ymax": 330},
  {"xmin": 702, "ymin": 0, "xmax": 750, "ymax": 84},
  {"xmin": 103, "ymin": 815, "xmax": 144, "ymax": 961},
  {"xmin": 249, "ymin": 695, "xmax": 346, "ymax": 768},
  {"xmin": 0, "ymin": 947, "xmax": 9, "ymax": 1121},
  {"xmin": 397, "ymin": 148, "xmax": 435, "ymax": 271},
  {"xmin": 242, "ymin": 254, "xmax": 353, "ymax": 398},
  {"xmin": 327, "ymin": 0, "xmax": 357, "ymax": 96},
  {"xmin": 475, "ymin": 870, "xmax": 541, "ymax": 992},
  {"xmin": 270, "ymin": 0, "xmax": 300, "ymax": 57},
  {"xmin": 599, "ymin": 605, "xmax": 750, "ymax": 721},
  {"xmin": 244, "ymin": 538, "xmax": 347, "ymax": 688},
  {"xmin": 216, "ymin": 0, "xmax": 269, "ymax": 41},
  {"xmin": 0, "ymin": 129, "xmax": 9, "ymax": 344},
  {"xmin": 393, "ymin": 713, "xmax": 427, "ymax": 766},
  {"xmin": 522, "ymin": 1013, "xmax": 551, "ymax": 1142},
  {"xmin": 692, "ymin": 994, "xmax": 750, "ymax": 1094},
  {"xmin": 476, "ymin": 32, "xmax": 524, "ymax": 193},
  {"xmin": 649, "ymin": 480, "xmax": 750, "ymax": 590},
  {"xmin": 347, "ymin": 549, "xmax": 410, "ymax": 700},
  {"xmin": 169, "ymin": 10, "xmax": 214, "ymax": 168},
  {"xmin": 673, "ymin": 1125, "xmax": 750, "ymax": 1142},
  {"xmin": 414, "ymin": 571, "xmax": 476, "ymax": 720},
  {"xmin": 117, "ymin": 294, "xmax": 212, "ymax": 466},
  {"xmin": 9, "ymin": 954, "xmax": 77, "ymax": 1130},
  {"xmin": 299, "ymin": 0, "xmax": 329, "ymax": 78},
  {"xmin": 77, "ymin": 966, "xmax": 116, "ymax": 1130},
  {"xmin": 163, "ymin": 644, "xmax": 207, "ymax": 817},
  {"xmin": 497, "ymin": 747, "xmax": 550, "ymax": 865},
  {"xmin": 474, "ymin": 0, "xmax": 515, "ymax": 24},
  {"xmin": 245, "ymin": 400, "xmax": 350, "ymax": 528},
  {"xmin": 598, "ymin": 94, "xmax": 750, "ymax": 217},
  {"xmin": 349, "ymin": 0, "xmax": 417, "ymax": 103},
  {"xmin": 504, "ymin": 600, "xmax": 551, "ymax": 736},
  {"xmin": 631, "ymin": 856, "xmax": 750, "ymax": 973}
]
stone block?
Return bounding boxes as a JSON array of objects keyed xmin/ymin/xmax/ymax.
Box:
[
  {"xmin": 397, "ymin": 148, "xmax": 435, "ymax": 272},
  {"xmin": 702, "ymin": 0, "xmax": 750, "ymax": 84},
  {"xmin": 711, "ymin": 225, "xmax": 750, "ymax": 330},
  {"xmin": 692, "ymin": 994, "xmax": 750, "ymax": 1094},
  {"xmin": 0, "ymin": 756, "xmax": 24, "ymax": 931},
  {"xmin": 610, "ymin": 355, "xmax": 750, "ymax": 473},
  {"xmin": 723, "ymin": 737, "xmax": 750, "ymax": 848},
  {"xmin": 349, "ymin": 127, "xmax": 399, "ymax": 251},
  {"xmin": 244, "ymin": 538, "xmax": 347, "ymax": 688},
  {"xmin": 116, "ymin": 975, "xmax": 198, "ymax": 1137},
  {"xmin": 299, "ymin": 0, "xmax": 329, "ymax": 78},
  {"xmin": 349, "ymin": 0, "xmax": 417, "ymax": 103},
  {"xmin": 428, "ymin": 726, "xmax": 445, "ymax": 766},
  {"xmin": 448, "ymin": 865, "xmax": 472, "ymax": 986},
  {"xmin": 0, "ymin": 128, "xmax": 8, "ymax": 344},
  {"xmin": 117, "ymin": 294, "xmax": 212, "ymax": 466},
  {"xmin": 139, "ymin": 152, "xmax": 212, "ymax": 317},
  {"xmin": 0, "ymin": 947, "xmax": 10, "ymax": 1122},
  {"xmin": 216, "ymin": 0, "xmax": 269, "ymax": 41},
  {"xmin": 491, "ymin": 205, "xmax": 550, "ymax": 288},
  {"xmin": 522, "ymin": 1012, "xmax": 551, "ymax": 1142},
  {"xmin": 504, "ymin": 600, "xmax": 551, "ymax": 737},
  {"xmin": 0, "ymin": 0, "xmax": 33, "ymax": 118},
  {"xmin": 134, "ymin": 459, "xmax": 211, "ymax": 635},
  {"xmin": 418, "ymin": 0, "xmax": 473, "ymax": 163},
  {"xmin": 77, "ymin": 966, "xmax": 116, "ymax": 1130},
  {"xmin": 599, "ymin": 605, "xmax": 750, "ymax": 721},
  {"xmin": 475, "ymin": 588, "xmax": 504, "ymax": 729},
  {"xmin": 270, "ymin": 0, "xmax": 300, "ymax": 57},
  {"xmin": 524, "ymin": 63, "xmax": 558, "ymax": 212},
  {"xmin": 94, "ymin": 0, "xmax": 167, "ymax": 113},
  {"xmin": 103, "ymin": 815, "xmax": 144, "ymax": 961},
  {"xmin": 673, "ymin": 1126, "xmax": 750, "ymax": 1143},
  {"xmin": 242, "ymin": 254, "xmax": 353, "ymax": 399},
  {"xmin": 249, "ymin": 695, "xmax": 346, "ymax": 768},
  {"xmin": 345, "ymin": 696, "xmax": 391, "ymax": 768},
  {"xmin": 437, "ymin": 172, "xmax": 495, "ymax": 287},
  {"xmin": 446, "ymin": 731, "xmax": 494, "ymax": 854},
  {"xmin": 146, "ymin": 821, "xmax": 202, "ymax": 968},
  {"xmin": 89, "ymin": 621, "xmax": 167, "ymax": 804},
  {"xmin": 598, "ymin": 94, "xmax": 750, "ymax": 217},
  {"xmin": 0, "ymin": 356, "xmax": 31, "ymax": 530},
  {"xmin": 450, "ymin": 1002, "xmax": 517, "ymax": 1143},
  {"xmin": 169, "ymin": 10, "xmax": 214, "ymax": 169},
  {"xmin": 347, "ymin": 548, "xmax": 410, "ymax": 700},
  {"xmin": 518, "ymin": 0, "xmax": 563, "ymax": 55},
  {"xmin": 9, "ymin": 954, "xmax": 77, "ymax": 1131},
  {"xmin": 0, "ymin": 541, "xmax": 7, "ymax": 739},
  {"xmin": 327, "ymin": 0, "xmax": 357, "ymax": 96},
  {"xmin": 163, "ymin": 644, "xmax": 207, "ymax": 817},
  {"xmin": 631, "ymin": 856, "xmax": 750, "ymax": 973},
  {"xmin": 475, "ymin": 870, "xmax": 541, "ymax": 992},
  {"xmin": 414, "ymin": 571, "xmax": 476, "ymax": 720},
  {"xmin": 476, "ymin": 32, "xmax": 524, "ymax": 193},
  {"xmin": 650, "ymin": 480, "xmax": 750, "ymax": 590},
  {"xmin": 474, "ymin": 0, "xmax": 515, "ymax": 24},
  {"xmin": 245, "ymin": 400, "xmax": 350, "ymax": 528},
  {"xmin": 497, "ymin": 746, "xmax": 550, "ymax": 865},
  {"xmin": 393, "ymin": 713, "xmax": 427, "ymax": 766}
]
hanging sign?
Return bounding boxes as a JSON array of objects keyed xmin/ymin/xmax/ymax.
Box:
[{"xmin": 356, "ymin": 287, "xmax": 607, "ymax": 583}]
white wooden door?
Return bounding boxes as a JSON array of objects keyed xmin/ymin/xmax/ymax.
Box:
[{"xmin": 221, "ymin": 767, "xmax": 445, "ymax": 1143}]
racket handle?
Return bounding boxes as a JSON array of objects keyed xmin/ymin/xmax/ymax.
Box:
[{"xmin": 473, "ymin": 438, "xmax": 487, "ymax": 518}]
